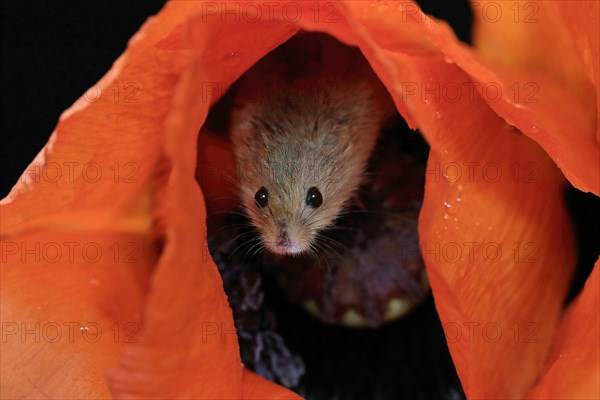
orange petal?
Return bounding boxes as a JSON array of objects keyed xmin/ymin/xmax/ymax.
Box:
[
  {"xmin": 107, "ymin": 4, "xmax": 299, "ymax": 399},
  {"xmin": 1, "ymin": 0, "xmax": 184, "ymax": 396},
  {"xmin": 1, "ymin": 0, "xmax": 299, "ymax": 396},
  {"xmin": 0, "ymin": 3, "xmax": 242, "ymax": 399},
  {"xmin": 472, "ymin": 0, "xmax": 599, "ymax": 144},
  {"xmin": 332, "ymin": 2, "xmax": 577, "ymax": 398},
  {"xmin": 0, "ymin": 231, "xmax": 154, "ymax": 398},
  {"xmin": 526, "ymin": 259, "xmax": 600, "ymax": 399},
  {"xmin": 420, "ymin": 0, "xmax": 599, "ymax": 194}
]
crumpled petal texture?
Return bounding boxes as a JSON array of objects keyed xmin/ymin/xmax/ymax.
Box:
[
  {"xmin": 1, "ymin": 1, "xmax": 597, "ymax": 399},
  {"xmin": 527, "ymin": 258, "xmax": 600, "ymax": 399},
  {"xmin": 430, "ymin": 0, "xmax": 599, "ymax": 195}
]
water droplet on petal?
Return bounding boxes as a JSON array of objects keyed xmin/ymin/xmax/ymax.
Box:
[{"xmin": 435, "ymin": 111, "xmax": 442, "ymax": 120}]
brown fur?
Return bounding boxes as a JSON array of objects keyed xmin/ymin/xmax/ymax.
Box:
[{"xmin": 230, "ymin": 33, "xmax": 394, "ymax": 255}]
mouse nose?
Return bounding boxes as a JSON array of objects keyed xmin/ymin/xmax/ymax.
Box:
[
  {"xmin": 277, "ymin": 231, "xmax": 292, "ymax": 248},
  {"xmin": 269, "ymin": 228, "xmax": 303, "ymax": 255}
]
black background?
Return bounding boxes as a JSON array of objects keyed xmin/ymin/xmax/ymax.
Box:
[{"xmin": 1, "ymin": 1, "xmax": 166, "ymax": 197}]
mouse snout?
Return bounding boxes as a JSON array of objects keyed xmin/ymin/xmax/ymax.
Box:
[
  {"xmin": 267, "ymin": 222, "xmax": 305, "ymax": 255},
  {"xmin": 277, "ymin": 230, "xmax": 291, "ymax": 247},
  {"xmin": 274, "ymin": 228, "xmax": 295, "ymax": 253}
]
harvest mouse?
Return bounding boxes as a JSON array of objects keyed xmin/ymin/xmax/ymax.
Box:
[{"xmin": 230, "ymin": 33, "xmax": 396, "ymax": 256}]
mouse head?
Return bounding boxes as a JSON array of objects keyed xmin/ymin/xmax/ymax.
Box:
[{"xmin": 230, "ymin": 86, "xmax": 380, "ymax": 256}]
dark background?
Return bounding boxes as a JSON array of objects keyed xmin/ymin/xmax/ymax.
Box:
[{"xmin": 1, "ymin": 1, "xmax": 166, "ymax": 197}]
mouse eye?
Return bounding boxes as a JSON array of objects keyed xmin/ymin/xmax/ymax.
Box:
[
  {"xmin": 306, "ymin": 187, "xmax": 323, "ymax": 208},
  {"xmin": 254, "ymin": 187, "xmax": 269, "ymax": 208}
]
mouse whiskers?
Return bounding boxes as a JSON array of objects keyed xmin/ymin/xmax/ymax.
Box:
[
  {"xmin": 244, "ymin": 237, "xmax": 266, "ymax": 260},
  {"xmin": 305, "ymin": 243, "xmax": 322, "ymax": 268},
  {"xmin": 225, "ymin": 231, "xmax": 261, "ymax": 260},
  {"xmin": 208, "ymin": 221, "xmax": 252, "ymax": 239},
  {"xmin": 315, "ymin": 233, "xmax": 346, "ymax": 257}
]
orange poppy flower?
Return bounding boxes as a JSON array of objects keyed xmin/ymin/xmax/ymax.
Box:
[{"xmin": 1, "ymin": 1, "xmax": 597, "ymax": 399}]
